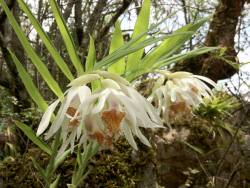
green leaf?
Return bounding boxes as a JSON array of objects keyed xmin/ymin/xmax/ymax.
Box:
[
  {"xmin": 108, "ymin": 21, "xmax": 125, "ymax": 75},
  {"xmin": 50, "ymin": 175, "xmax": 61, "ymax": 188},
  {"xmin": 142, "ymin": 18, "xmax": 209, "ymax": 68},
  {"xmin": 46, "ymin": 131, "xmax": 61, "ymax": 177},
  {"xmin": 0, "ymin": 0, "xmax": 63, "ymax": 98},
  {"xmin": 90, "ymin": 141, "xmax": 99, "ymax": 157},
  {"xmin": 9, "ymin": 50, "xmax": 48, "ymax": 111},
  {"xmin": 54, "ymin": 149, "xmax": 70, "ymax": 170},
  {"xmin": 126, "ymin": 47, "xmax": 218, "ymax": 81},
  {"xmin": 49, "ymin": 0, "xmax": 84, "ymax": 76},
  {"xmin": 16, "ymin": 121, "xmax": 52, "ymax": 155},
  {"xmin": 17, "ymin": 0, "xmax": 74, "ymax": 81},
  {"xmin": 153, "ymin": 47, "xmax": 219, "ymax": 69},
  {"xmin": 126, "ymin": 0, "xmax": 150, "ymax": 72},
  {"xmin": 85, "ymin": 35, "xmax": 96, "ymax": 72},
  {"xmin": 95, "ymin": 34, "xmax": 183, "ymax": 70},
  {"xmin": 94, "ymin": 18, "xmax": 168, "ymax": 70},
  {"xmin": 85, "ymin": 36, "xmax": 100, "ymax": 90}
]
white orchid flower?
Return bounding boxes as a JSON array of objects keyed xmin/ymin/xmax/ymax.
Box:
[
  {"xmin": 148, "ymin": 70, "xmax": 216, "ymax": 123},
  {"xmin": 37, "ymin": 85, "xmax": 92, "ymax": 152},
  {"xmin": 37, "ymin": 71, "xmax": 163, "ymax": 153}
]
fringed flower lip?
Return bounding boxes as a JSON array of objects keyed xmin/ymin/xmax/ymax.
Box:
[
  {"xmin": 37, "ymin": 71, "xmax": 163, "ymax": 153},
  {"xmin": 148, "ymin": 70, "xmax": 217, "ymax": 123}
]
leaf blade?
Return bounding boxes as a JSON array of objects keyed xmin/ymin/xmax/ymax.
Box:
[
  {"xmin": 0, "ymin": 0, "xmax": 63, "ymax": 98},
  {"xmin": 108, "ymin": 21, "xmax": 125, "ymax": 75},
  {"xmin": 9, "ymin": 50, "xmax": 48, "ymax": 111},
  {"xmin": 126, "ymin": 47, "xmax": 219, "ymax": 81},
  {"xmin": 17, "ymin": 0, "xmax": 74, "ymax": 81},
  {"xmin": 49, "ymin": 0, "xmax": 84, "ymax": 76},
  {"xmin": 126, "ymin": 0, "xmax": 150, "ymax": 72},
  {"xmin": 16, "ymin": 121, "xmax": 52, "ymax": 155},
  {"xmin": 142, "ymin": 18, "xmax": 209, "ymax": 68},
  {"xmin": 85, "ymin": 35, "xmax": 96, "ymax": 72}
]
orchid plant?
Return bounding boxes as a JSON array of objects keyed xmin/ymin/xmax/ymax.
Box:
[{"xmin": 0, "ymin": 0, "xmax": 217, "ymax": 187}]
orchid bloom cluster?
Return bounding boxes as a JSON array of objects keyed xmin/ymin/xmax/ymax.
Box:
[
  {"xmin": 148, "ymin": 70, "xmax": 216, "ymax": 123},
  {"xmin": 37, "ymin": 71, "xmax": 162, "ymax": 153}
]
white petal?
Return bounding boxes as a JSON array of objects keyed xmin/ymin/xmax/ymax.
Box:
[
  {"xmin": 193, "ymin": 75, "xmax": 216, "ymax": 87},
  {"xmin": 121, "ymin": 123, "xmax": 138, "ymax": 150},
  {"xmin": 91, "ymin": 90, "xmax": 110, "ymax": 114},
  {"xmin": 101, "ymin": 79, "xmax": 121, "ymax": 90},
  {"xmin": 76, "ymin": 122, "xmax": 82, "ymax": 140},
  {"xmin": 167, "ymin": 71, "xmax": 192, "ymax": 79},
  {"xmin": 37, "ymin": 99, "xmax": 60, "ymax": 136},
  {"xmin": 77, "ymin": 86, "xmax": 92, "ymax": 103},
  {"xmin": 126, "ymin": 86, "xmax": 162, "ymax": 126},
  {"xmin": 192, "ymin": 79, "xmax": 213, "ymax": 96},
  {"xmin": 95, "ymin": 70, "xmax": 130, "ymax": 85},
  {"xmin": 136, "ymin": 128, "xmax": 151, "ymax": 147},
  {"xmin": 123, "ymin": 102, "xmax": 137, "ymax": 130},
  {"xmin": 170, "ymin": 88, "xmax": 177, "ymax": 102},
  {"xmin": 162, "ymin": 87, "xmax": 170, "ymax": 106},
  {"xmin": 68, "ymin": 74, "xmax": 100, "ymax": 87},
  {"xmin": 118, "ymin": 95, "xmax": 159, "ymax": 128},
  {"xmin": 155, "ymin": 88, "xmax": 163, "ymax": 109},
  {"xmin": 116, "ymin": 94, "xmax": 148, "ymax": 121},
  {"xmin": 57, "ymin": 130, "xmax": 75, "ymax": 157},
  {"xmin": 46, "ymin": 87, "xmax": 79, "ymax": 139},
  {"xmin": 60, "ymin": 118, "xmax": 70, "ymax": 142}
]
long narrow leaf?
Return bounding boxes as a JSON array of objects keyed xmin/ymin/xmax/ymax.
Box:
[
  {"xmin": 95, "ymin": 32, "xmax": 192, "ymax": 70},
  {"xmin": 126, "ymin": 47, "xmax": 219, "ymax": 81},
  {"xmin": 0, "ymin": 0, "xmax": 63, "ymax": 98},
  {"xmin": 17, "ymin": 0, "xmax": 74, "ymax": 81},
  {"xmin": 94, "ymin": 18, "xmax": 169, "ymax": 69},
  {"xmin": 85, "ymin": 36, "xmax": 100, "ymax": 90},
  {"xmin": 108, "ymin": 21, "xmax": 125, "ymax": 75},
  {"xmin": 142, "ymin": 18, "xmax": 209, "ymax": 68},
  {"xmin": 126, "ymin": 0, "xmax": 150, "ymax": 72},
  {"xmin": 85, "ymin": 35, "xmax": 96, "ymax": 72},
  {"xmin": 49, "ymin": 0, "xmax": 84, "ymax": 75},
  {"xmin": 153, "ymin": 47, "xmax": 219, "ymax": 69},
  {"xmin": 9, "ymin": 50, "xmax": 48, "ymax": 111},
  {"xmin": 16, "ymin": 121, "xmax": 52, "ymax": 155},
  {"xmin": 95, "ymin": 33, "xmax": 147, "ymax": 70},
  {"xmin": 50, "ymin": 175, "xmax": 61, "ymax": 188}
]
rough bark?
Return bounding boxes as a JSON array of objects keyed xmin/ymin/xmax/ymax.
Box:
[
  {"xmin": 75, "ymin": 0, "xmax": 83, "ymax": 47},
  {"xmin": 173, "ymin": 0, "xmax": 248, "ymax": 81}
]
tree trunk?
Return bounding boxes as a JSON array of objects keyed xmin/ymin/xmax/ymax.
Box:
[{"xmin": 173, "ymin": 0, "xmax": 248, "ymax": 81}]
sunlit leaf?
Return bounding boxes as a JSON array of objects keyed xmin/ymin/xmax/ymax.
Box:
[
  {"xmin": 85, "ymin": 36, "xmax": 100, "ymax": 90},
  {"xmin": 96, "ymin": 32, "xmax": 192, "ymax": 70},
  {"xmin": 142, "ymin": 18, "xmax": 209, "ymax": 68},
  {"xmin": 126, "ymin": 0, "xmax": 150, "ymax": 72},
  {"xmin": 153, "ymin": 47, "xmax": 219, "ymax": 69},
  {"xmin": 126, "ymin": 47, "xmax": 218, "ymax": 81},
  {"xmin": 108, "ymin": 21, "xmax": 125, "ymax": 75},
  {"xmin": 85, "ymin": 35, "xmax": 96, "ymax": 72}
]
